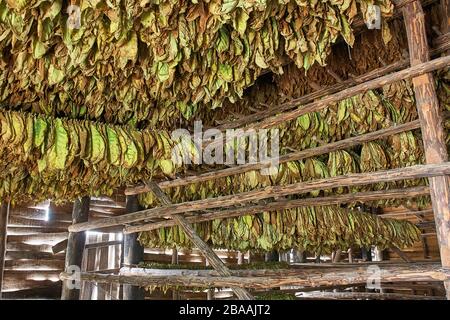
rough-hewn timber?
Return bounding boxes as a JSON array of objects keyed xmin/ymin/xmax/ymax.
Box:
[
  {"xmin": 124, "ymin": 186, "xmax": 429, "ymax": 233},
  {"xmin": 122, "ymin": 195, "xmax": 145, "ymax": 300},
  {"xmin": 126, "ymin": 120, "xmax": 422, "ymax": 195},
  {"xmin": 146, "ymin": 181, "xmax": 254, "ymax": 300},
  {"xmin": 0, "ymin": 202, "xmax": 10, "ymax": 299},
  {"xmin": 71, "ymin": 163, "xmax": 450, "ymax": 232},
  {"xmin": 60, "ymin": 263, "xmax": 450, "ymax": 290},
  {"xmin": 399, "ymin": 0, "xmax": 450, "ymax": 299},
  {"xmin": 61, "ymin": 197, "xmax": 90, "ymax": 300}
]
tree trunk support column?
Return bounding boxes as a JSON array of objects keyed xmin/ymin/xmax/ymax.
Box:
[
  {"xmin": 399, "ymin": 0, "xmax": 450, "ymax": 298},
  {"xmin": 61, "ymin": 196, "xmax": 90, "ymax": 300},
  {"xmin": 146, "ymin": 181, "xmax": 254, "ymax": 300},
  {"xmin": 122, "ymin": 195, "xmax": 145, "ymax": 300}
]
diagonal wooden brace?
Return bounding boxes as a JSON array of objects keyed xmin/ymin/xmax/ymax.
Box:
[{"xmin": 146, "ymin": 181, "xmax": 254, "ymax": 300}]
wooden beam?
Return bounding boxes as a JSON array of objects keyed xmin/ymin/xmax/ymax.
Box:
[
  {"xmin": 380, "ymin": 208, "xmax": 433, "ymax": 218},
  {"xmin": 296, "ymin": 291, "xmax": 444, "ymax": 300},
  {"xmin": 122, "ymin": 195, "xmax": 145, "ymax": 300},
  {"xmin": 124, "ymin": 186, "xmax": 429, "ymax": 234},
  {"xmin": 0, "ymin": 202, "xmax": 10, "ymax": 299},
  {"xmin": 6, "ymin": 251, "xmax": 65, "ymax": 260},
  {"xmin": 4, "ymin": 259, "xmax": 64, "ymax": 271},
  {"xmin": 126, "ymin": 120, "xmax": 422, "ymax": 195},
  {"xmin": 207, "ymin": 54, "xmax": 450, "ymax": 147},
  {"xmin": 399, "ymin": 0, "xmax": 450, "ymax": 299},
  {"xmin": 61, "ymin": 196, "xmax": 90, "ymax": 300},
  {"xmin": 60, "ymin": 263, "xmax": 450, "ymax": 290},
  {"xmin": 52, "ymin": 239, "xmax": 68, "ymax": 254},
  {"xmin": 6, "ymin": 243, "xmax": 53, "ymax": 253},
  {"xmin": 146, "ymin": 181, "xmax": 253, "ymax": 300},
  {"xmin": 223, "ymin": 56, "xmax": 450, "ymax": 130},
  {"xmin": 70, "ymin": 163, "xmax": 450, "ymax": 233}
]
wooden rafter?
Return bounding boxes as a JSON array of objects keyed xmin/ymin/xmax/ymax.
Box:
[
  {"xmin": 127, "ymin": 120, "xmax": 422, "ymax": 195},
  {"xmin": 73, "ymin": 163, "xmax": 450, "ymax": 233},
  {"xmin": 124, "ymin": 186, "xmax": 430, "ymax": 234}
]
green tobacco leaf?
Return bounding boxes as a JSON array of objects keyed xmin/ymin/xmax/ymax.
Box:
[{"xmin": 47, "ymin": 119, "xmax": 68, "ymax": 170}]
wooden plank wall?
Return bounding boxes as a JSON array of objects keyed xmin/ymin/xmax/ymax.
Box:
[{"xmin": 2, "ymin": 204, "xmax": 68, "ymax": 299}]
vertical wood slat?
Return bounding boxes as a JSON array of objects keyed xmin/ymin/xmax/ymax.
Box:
[
  {"xmin": 97, "ymin": 233, "xmax": 110, "ymax": 300},
  {"xmin": 122, "ymin": 195, "xmax": 145, "ymax": 300},
  {"xmin": 61, "ymin": 196, "xmax": 90, "ymax": 300},
  {"xmin": 80, "ymin": 233, "xmax": 97, "ymax": 300},
  {"xmin": 146, "ymin": 181, "xmax": 254, "ymax": 300},
  {"xmin": 0, "ymin": 202, "xmax": 10, "ymax": 299},
  {"xmin": 399, "ymin": 0, "xmax": 450, "ymax": 299}
]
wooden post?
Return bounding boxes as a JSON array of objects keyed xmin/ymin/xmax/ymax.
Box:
[
  {"xmin": 0, "ymin": 202, "xmax": 10, "ymax": 299},
  {"xmin": 122, "ymin": 195, "xmax": 145, "ymax": 300},
  {"xmin": 361, "ymin": 248, "xmax": 372, "ymax": 262},
  {"xmin": 399, "ymin": 0, "xmax": 450, "ymax": 298},
  {"xmin": 237, "ymin": 251, "xmax": 244, "ymax": 265},
  {"xmin": 61, "ymin": 196, "xmax": 90, "ymax": 300},
  {"xmin": 146, "ymin": 181, "xmax": 253, "ymax": 300}
]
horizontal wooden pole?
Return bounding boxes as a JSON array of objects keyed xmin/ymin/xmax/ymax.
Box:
[
  {"xmin": 124, "ymin": 186, "xmax": 430, "ymax": 233},
  {"xmin": 6, "ymin": 243, "xmax": 53, "ymax": 253},
  {"xmin": 61, "ymin": 263, "xmax": 450, "ymax": 290},
  {"xmin": 2, "ymin": 279, "xmax": 60, "ymax": 292},
  {"xmin": 126, "ymin": 120, "xmax": 422, "ymax": 195},
  {"xmin": 1, "ymin": 283, "xmax": 62, "ymax": 299},
  {"xmin": 72, "ymin": 163, "xmax": 450, "ymax": 232}
]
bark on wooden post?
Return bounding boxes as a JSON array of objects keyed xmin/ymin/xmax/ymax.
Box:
[
  {"xmin": 0, "ymin": 202, "xmax": 10, "ymax": 299},
  {"xmin": 171, "ymin": 248, "xmax": 179, "ymax": 300},
  {"xmin": 399, "ymin": 0, "xmax": 450, "ymax": 298},
  {"xmin": 122, "ymin": 195, "xmax": 145, "ymax": 300},
  {"xmin": 61, "ymin": 196, "xmax": 90, "ymax": 300},
  {"xmin": 146, "ymin": 181, "xmax": 253, "ymax": 300}
]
